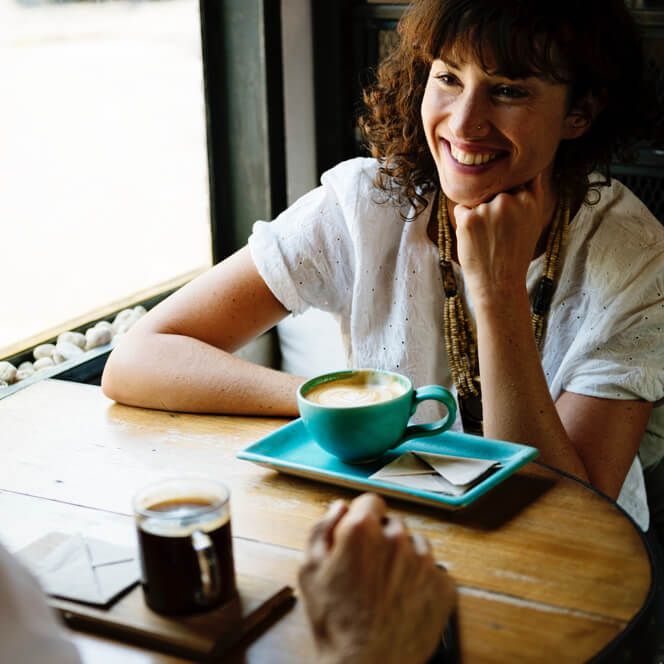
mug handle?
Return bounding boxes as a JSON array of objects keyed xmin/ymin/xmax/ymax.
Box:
[
  {"xmin": 399, "ymin": 385, "xmax": 457, "ymax": 442},
  {"xmin": 192, "ymin": 530, "xmax": 221, "ymax": 605}
]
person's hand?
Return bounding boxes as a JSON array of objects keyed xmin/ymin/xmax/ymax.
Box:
[
  {"xmin": 298, "ymin": 493, "xmax": 457, "ymax": 664},
  {"xmin": 452, "ymin": 173, "xmax": 552, "ymax": 305}
]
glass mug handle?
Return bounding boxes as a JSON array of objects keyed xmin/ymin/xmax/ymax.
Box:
[
  {"xmin": 400, "ymin": 385, "xmax": 457, "ymax": 442},
  {"xmin": 191, "ymin": 530, "xmax": 221, "ymax": 605}
]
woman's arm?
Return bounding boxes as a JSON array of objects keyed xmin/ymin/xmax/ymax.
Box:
[
  {"xmin": 101, "ymin": 246, "xmax": 303, "ymax": 415},
  {"xmin": 555, "ymin": 392, "xmax": 652, "ymax": 499},
  {"xmin": 474, "ymin": 286, "xmax": 652, "ymax": 497},
  {"xmin": 454, "ymin": 179, "xmax": 652, "ymax": 497}
]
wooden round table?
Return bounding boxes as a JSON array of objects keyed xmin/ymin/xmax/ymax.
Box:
[{"xmin": 0, "ymin": 379, "xmax": 656, "ymax": 663}]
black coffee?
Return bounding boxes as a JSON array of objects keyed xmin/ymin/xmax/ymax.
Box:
[{"xmin": 137, "ymin": 497, "xmax": 236, "ymax": 615}]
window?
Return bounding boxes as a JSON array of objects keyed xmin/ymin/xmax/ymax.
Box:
[{"xmin": 1, "ymin": 0, "xmax": 211, "ymax": 359}]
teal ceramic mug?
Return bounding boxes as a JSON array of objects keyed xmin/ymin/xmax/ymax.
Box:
[{"xmin": 297, "ymin": 368, "xmax": 457, "ymax": 464}]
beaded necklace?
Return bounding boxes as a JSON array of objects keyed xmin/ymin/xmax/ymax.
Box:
[{"xmin": 437, "ymin": 191, "xmax": 570, "ymax": 435}]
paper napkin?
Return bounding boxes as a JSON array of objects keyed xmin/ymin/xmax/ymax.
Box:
[
  {"xmin": 20, "ymin": 532, "xmax": 140, "ymax": 607},
  {"xmin": 369, "ymin": 451, "xmax": 501, "ymax": 496}
]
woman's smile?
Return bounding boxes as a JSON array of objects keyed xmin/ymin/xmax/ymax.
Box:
[{"xmin": 445, "ymin": 139, "xmax": 503, "ymax": 168}]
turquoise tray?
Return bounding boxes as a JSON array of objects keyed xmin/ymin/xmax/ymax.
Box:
[{"xmin": 237, "ymin": 419, "xmax": 539, "ymax": 510}]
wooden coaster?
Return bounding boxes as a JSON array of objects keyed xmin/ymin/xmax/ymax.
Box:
[{"xmin": 20, "ymin": 533, "xmax": 294, "ymax": 662}]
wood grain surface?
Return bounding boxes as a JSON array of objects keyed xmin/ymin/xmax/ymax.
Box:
[{"xmin": 0, "ymin": 379, "xmax": 655, "ymax": 663}]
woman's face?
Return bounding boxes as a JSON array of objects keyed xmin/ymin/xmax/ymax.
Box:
[{"xmin": 421, "ymin": 51, "xmax": 582, "ymax": 208}]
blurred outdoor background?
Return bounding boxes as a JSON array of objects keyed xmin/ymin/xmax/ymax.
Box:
[{"xmin": 0, "ymin": 0, "xmax": 211, "ymax": 357}]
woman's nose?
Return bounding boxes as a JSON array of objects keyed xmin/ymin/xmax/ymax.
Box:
[{"xmin": 448, "ymin": 91, "xmax": 490, "ymax": 140}]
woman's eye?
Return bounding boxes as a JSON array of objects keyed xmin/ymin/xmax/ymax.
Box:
[
  {"xmin": 494, "ymin": 85, "xmax": 528, "ymax": 100},
  {"xmin": 434, "ymin": 73, "xmax": 458, "ymax": 86}
]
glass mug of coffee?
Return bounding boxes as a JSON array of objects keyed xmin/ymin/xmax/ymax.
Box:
[
  {"xmin": 133, "ymin": 477, "xmax": 237, "ymax": 615},
  {"xmin": 297, "ymin": 368, "xmax": 457, "ymax": 464}
]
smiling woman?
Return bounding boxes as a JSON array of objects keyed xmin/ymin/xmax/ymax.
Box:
[{"xmin": 101, "ymin": 0, "xmax": 664, "ymax": 550}]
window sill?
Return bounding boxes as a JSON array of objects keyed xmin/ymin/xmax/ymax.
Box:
[{"xmin": 0, "ymin": 342, "xmax": 112, "ymax": 401}]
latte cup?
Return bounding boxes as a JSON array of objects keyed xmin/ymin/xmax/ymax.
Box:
[{"xmin": 297, "ymin": 369, "xmax": 457, "ymax": 464}]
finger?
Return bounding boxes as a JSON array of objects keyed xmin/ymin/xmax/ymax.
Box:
[
  {"xmin": 382, "ymin": 513, "xmax": 409, "ymax": 538},
  {"xmin": 381, "ymin": 515, "xmax": 415, "ymax": 597},
  {"xmin": 324, "ymin": 498, "xmax": 348, "ymax": 524},
  {"xmin": 306, "ymin": 499, "xmax": 348, "ymax": 562},
  {"xmin": 450, "ymin": 202, "xmax": 476, "ymax": 232},
  {"xmin": 409, "ymin": 532, "xmax": 432, "ymax": 557},
  {"xmin": 407, "ymin": 532, "xmax": 438, "ymax": 587},
  {"xmin": 332, "ymin": 493, "xmax": 387, "ymax": 553},
  {"xmin": 344, "ymin": 492, "xmax": 387, "ymax": 525}
]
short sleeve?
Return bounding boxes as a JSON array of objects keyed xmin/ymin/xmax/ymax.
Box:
[
  {"xmin": 557, "ymin": 193, "xmax": 664, "ymax": 403},
  {"xmin": 248, "ymin": 159, "xmax": 376, "ymax": 316}
]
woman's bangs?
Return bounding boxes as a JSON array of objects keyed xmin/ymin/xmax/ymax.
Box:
[{"xmin": 430, "ymin": 9, "xmax": 570, "ymax": 83}]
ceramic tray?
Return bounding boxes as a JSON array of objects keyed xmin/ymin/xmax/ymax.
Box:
[{"xmin": 237, "ymin": 419, "xmax": 539, "ymax": 510}]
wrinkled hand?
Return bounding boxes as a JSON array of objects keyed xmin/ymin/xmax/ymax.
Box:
[
  {"xmin": 298, "ymin": 493, "xmax": 457, "ymax": 664},
  {"xmin": 453, "ymin": 173, "xmax": 551, "ymax": 304}
]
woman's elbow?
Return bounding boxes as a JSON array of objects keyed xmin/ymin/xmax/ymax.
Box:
[
  {"xmin": 100, "ymin": 331, "xmax": 150, "ymax": 404},
  {"xmin": 101, "ymin": 347, "xmax": 129, "ymax": 403}
]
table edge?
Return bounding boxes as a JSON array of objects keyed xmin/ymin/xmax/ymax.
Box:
[{"xmin": 533, "ymin": 460, "xmax": 657, "ymax": 661}]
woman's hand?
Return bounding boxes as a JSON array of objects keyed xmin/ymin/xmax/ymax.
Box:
[
  {"xmin": 452, "ymin": 173, "xmax": 551, "ymax": 303},
  {"xmin": 298, "ymin": 494, "xmax": 457, "ymax": 664}
]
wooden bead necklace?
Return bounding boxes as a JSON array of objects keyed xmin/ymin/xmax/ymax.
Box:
[{"xmin": 437, "ymin": 191, "xmax": 570, "ymax": 435}]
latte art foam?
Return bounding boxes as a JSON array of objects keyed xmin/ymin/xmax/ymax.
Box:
[{"xmin": 305, "ymin": 375, "xmax": 406, "ymax": 407}]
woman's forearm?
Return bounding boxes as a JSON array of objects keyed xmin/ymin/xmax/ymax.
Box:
[
  {"xmin": 474, "ymin": 288, "xmax": 590, "ymax": 482},
  {"xmin": 102, "ymin": 330, "xmax": 302, "ymax": 415}
]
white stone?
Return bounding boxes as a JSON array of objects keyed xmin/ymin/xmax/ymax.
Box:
[
  {"xmin": 18, "ymin": 361, "xmax": 34, "ymax": 372},
  {"xmin": 112, "ymin": 306, "xmax": 146, "ymax": 333},
  {"xmin": 93, "ymin": 320, "xmax": 115, "ymax": 335},
  {"xmin": 85, "ymin": 325, "xmax": 113, "ymax": 350},
  {"xmin": 114, "ymin": 322, "xmax": 131, "ymax": 335},
  {"xmin": 34, "ymin": 357, "xmax": 55, "ymax": 371},
  {"xmin": 113, "ymin": 308, "xmax": 135, "ymax": 326},
  {"xmin": 57, "ymin": 331, "xmax": 86, "ymax": 349},
  {"xmin": 0, "ymin": 361, "xmax": 17, "ymax": 384},
  {"xmin": 33, "ymin": 343, "xmax": 56, "ymax": 360},
  {"xmin": 53, "ymin": 341, "xmax": 84, "ymax": 364},
  {"xmin": 16, "ymin": 368, "xmax": 35, "ymax": 381}
]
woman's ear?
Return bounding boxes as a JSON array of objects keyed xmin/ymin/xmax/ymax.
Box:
[{"xmin": 563, "ymin": 91, "xmax": 607, "ymax": 140}]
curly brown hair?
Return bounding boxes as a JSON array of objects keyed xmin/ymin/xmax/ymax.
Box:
[{"xmin": 358, "ymin": 0, "xmax": 658, "ymax": 219}]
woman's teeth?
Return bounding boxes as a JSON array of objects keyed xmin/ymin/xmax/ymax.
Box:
[{"xmin": 450, "ymin": 144, "xmax": 497, "ymax": 166}]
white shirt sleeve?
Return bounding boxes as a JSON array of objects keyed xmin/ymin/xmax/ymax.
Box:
[
  {"xmin": 0, "ymin": 540, "xmax": 81, "ymax": 664},
  {"xmin": 247, "ymin": 158, "xmax": 383, "ymax": 317},
  {"xmin": 546, "ymin": 182, "xmax": 664, "ymax": 405}
]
